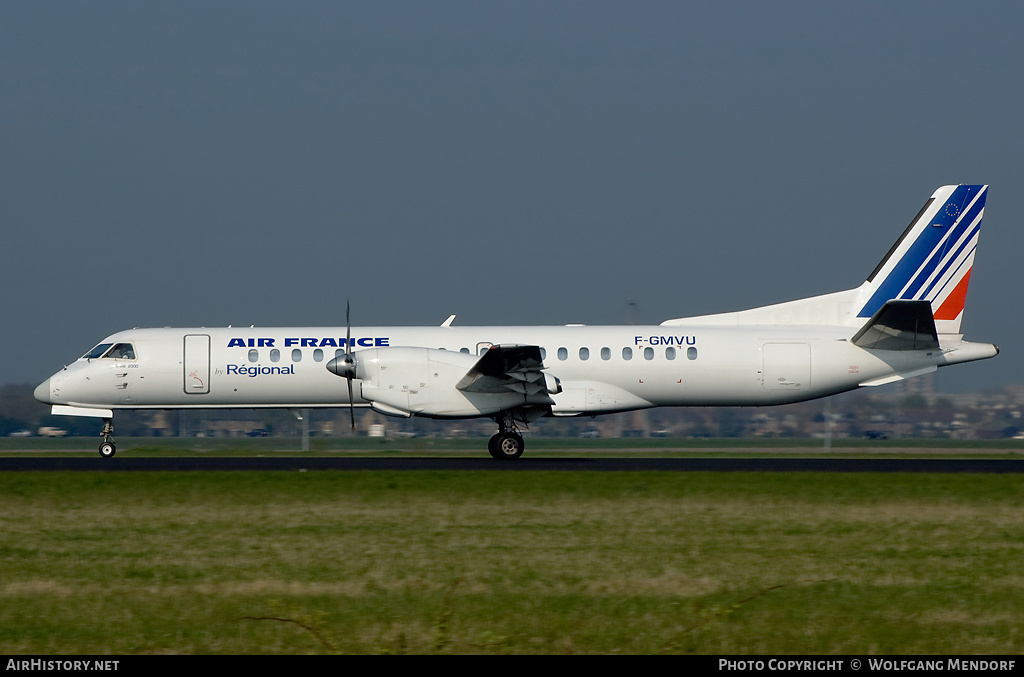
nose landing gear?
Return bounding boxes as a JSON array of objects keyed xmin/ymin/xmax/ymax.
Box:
[{"xmin": 99, "ymin": 419, "xmax": 116, "ymax": 458}]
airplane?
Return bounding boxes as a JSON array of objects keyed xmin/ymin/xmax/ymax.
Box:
[{"xmin": 34, "ymin": 184, "xmax": 998, "ymax": 459}]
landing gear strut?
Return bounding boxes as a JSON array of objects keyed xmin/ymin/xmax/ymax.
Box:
[
  {"xmin": 488, "ymin": 411, "xmax": 525, "ymax": 460},
  {"xmin": 99, "ymin": 418, "xmax": 116, "ymax": 458}
]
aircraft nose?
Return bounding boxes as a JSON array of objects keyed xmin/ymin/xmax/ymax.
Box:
[{"xmin": 34, "ymin": 378, "xmax": 51, "ymax": 404}]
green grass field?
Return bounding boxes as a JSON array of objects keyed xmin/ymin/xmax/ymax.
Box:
[{"xmin": 1, "ymin": 468, "xmax": 1022, "ymax": 654}]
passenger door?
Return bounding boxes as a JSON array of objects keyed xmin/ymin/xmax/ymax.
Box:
[{"xmin": 183, "ymin": 334, "xmax": 211, "ymax": 395}]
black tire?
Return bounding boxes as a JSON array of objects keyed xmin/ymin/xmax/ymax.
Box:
[
  {"xmin": 99, "ymin": 441, "xmax": 116, "ymax": 458},
  {"xmin": 487, "ymin": 434, "xmax": 502, "ymax": 459},
  {"xmin": 493, "ymin": 432, "xmax": 524, "ymax": 460}
]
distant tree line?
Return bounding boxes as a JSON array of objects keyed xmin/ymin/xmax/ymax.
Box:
[{"xmin": 3, "ymin": 381, "xmax": 1022, "ymax": 439}]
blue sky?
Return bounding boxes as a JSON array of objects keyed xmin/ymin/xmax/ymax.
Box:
[{"xmin": 3, "ymin": 1, "xmax": 1020, "ymax": 391}]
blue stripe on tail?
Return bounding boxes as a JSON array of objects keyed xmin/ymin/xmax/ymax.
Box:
[{"xmin": 858, "ymin": 185, "xmax": 986, "ymax": 318}]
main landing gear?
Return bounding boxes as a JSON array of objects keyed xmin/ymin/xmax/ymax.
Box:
[
  {"xmin": 99, "ymin": 418, "xmax": 116, "ymax": 458},
  {"xmin": 488, "ymin": 412, "xmax": 525, "ymax": 460}
]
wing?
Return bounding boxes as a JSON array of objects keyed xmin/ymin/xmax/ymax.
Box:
[{"xmin": 455, "ymin": 345, "xmax": 559, "ymax": 397}]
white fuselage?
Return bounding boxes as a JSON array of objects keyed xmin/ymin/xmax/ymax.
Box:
[{"xmin": 38, "ymin": 323, "xmax": 992, "ymax": 417}]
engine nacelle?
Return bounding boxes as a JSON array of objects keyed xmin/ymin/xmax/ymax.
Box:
[{"xmin": 351, "ymin": 347, "xmax": 550, "ymax": 418}]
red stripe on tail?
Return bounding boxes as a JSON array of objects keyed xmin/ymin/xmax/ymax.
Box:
[{"xmin": 934, "ymin": 269, "xmax": 972, "ymax": 321}]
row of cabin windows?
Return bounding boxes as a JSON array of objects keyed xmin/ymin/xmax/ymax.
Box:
[
  {"xmin": 546, "ymin": 346, "xmax": 697, "ymax": 361},
  {"xmin": 248, "ymin": 348, "xmax": 333, "ymax": 363},
  {"xmin": 244, "ymin": 346, "xmax": 698, "ymax": 363},
  {"xmin": 83, "ymin": 342, "xmax": 699, "ymax": 366}
]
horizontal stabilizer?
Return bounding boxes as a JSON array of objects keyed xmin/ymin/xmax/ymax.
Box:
[{"xmin": 851, "ymin": 300, "xmax": 939, "ymax": 351}]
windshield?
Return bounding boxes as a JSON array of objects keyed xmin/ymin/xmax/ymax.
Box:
[
  {"xmin": 106, "ymin": 343, "xmax": 136, "ymax": 359},
  {"xmin": 82, "ymin": 343, "xmax": 113, "ymax": 359},
  {"xmin": 81, "ymin": 342, "xmax": 136, "ymax": 360}
]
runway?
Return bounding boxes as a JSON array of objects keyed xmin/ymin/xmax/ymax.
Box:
[{"xmin": 1, "ymin": 456, "xmax": 1022, "ymax": 472}]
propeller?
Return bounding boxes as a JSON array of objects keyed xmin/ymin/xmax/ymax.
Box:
[
  {"xmin": 346, "ymin": 302, "xmax": 355, "ymax": 432},
  {"xmin": 326, "ymin": 301, "xmax": 357, "ymax": 433}
]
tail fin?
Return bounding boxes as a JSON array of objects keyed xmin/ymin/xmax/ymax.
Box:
[{"xmin": 857, "ymin": 184, "xmax": 987, "ymax": 334}]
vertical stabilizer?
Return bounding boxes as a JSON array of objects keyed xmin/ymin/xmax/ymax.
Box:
[{"xmin": 857, "ymin": 184, "xmax": 986, "ymax": 334}]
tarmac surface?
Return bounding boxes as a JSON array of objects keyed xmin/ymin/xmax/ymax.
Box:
[{"xmin": 1, "ymin": 456, "xmax": 1022, "ymax": 472}]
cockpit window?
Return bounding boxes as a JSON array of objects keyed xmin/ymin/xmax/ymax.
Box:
[
  {"xmin": 82, "ymin": 342, "xmax": 136, "ymax": 360},
  {"xmin": 83, "ymin": 343, "xmax": 113, "ymax": 359},
  {"xmin": 106, "ymin": 343, "xmax": 136, "ymax": 360}
]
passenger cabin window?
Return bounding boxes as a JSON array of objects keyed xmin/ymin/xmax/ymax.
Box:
[
  {"xmin": 622, "ymin": 347, "xmax": 633, "ymax": 360},
  {"xmin": 540, "ymin": 348, "xmax": 547, "ymax": 360},
  {"xmin": 601, "ymin": 347, "xmax": 611, "ymax": 360},
  {"xmin": 687, "ymin": 347, "xmax": 698, "ymax": 360},
  {"xmin": 579, "ymin": 347, "xmax": 589, "ymax": 360},
  {"xmin": 248, "ymin": 349, "xmax": 259, "ymax": 362},
  {"xmin": 313, "ymin": 348, "xmax": 324, "ymax": 362},
  {"xmin": 270, "ymin": 349, "xmax": 280, "ymax": 362},
  {"xmin": 666, "ymin": 347, "xmax": 676, "ymax": 360},
  {"xmin": 557, "ymin": 347, "xmax": 568, "ymax": 361},
  {"xmin": 292, "ymin": 349, "xmax": 302, "ymax": 362},
  {"xmin": 644, "ymin": 347, "xmax": 654, "ymax": 360}
]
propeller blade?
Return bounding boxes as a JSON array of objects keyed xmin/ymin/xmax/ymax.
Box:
[
  {"xmin": 346, "ymin": 300, "xmax": 354, "ymax": 434},
  {"xmin": 345, "ymin": 301, "xmax": 351, "ymax": 359},
  {"xmin": 326, "ymin": 301, "xmax": 359, "ymax": 434},
  {"xmin": 348, "ymin": 379, "xmax": 355, "ymax": 432}
]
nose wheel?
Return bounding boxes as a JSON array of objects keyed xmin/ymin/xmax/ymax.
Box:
[{"xmin": 99, "ymin": 419, "xmax": 116, "ymax": 458}]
